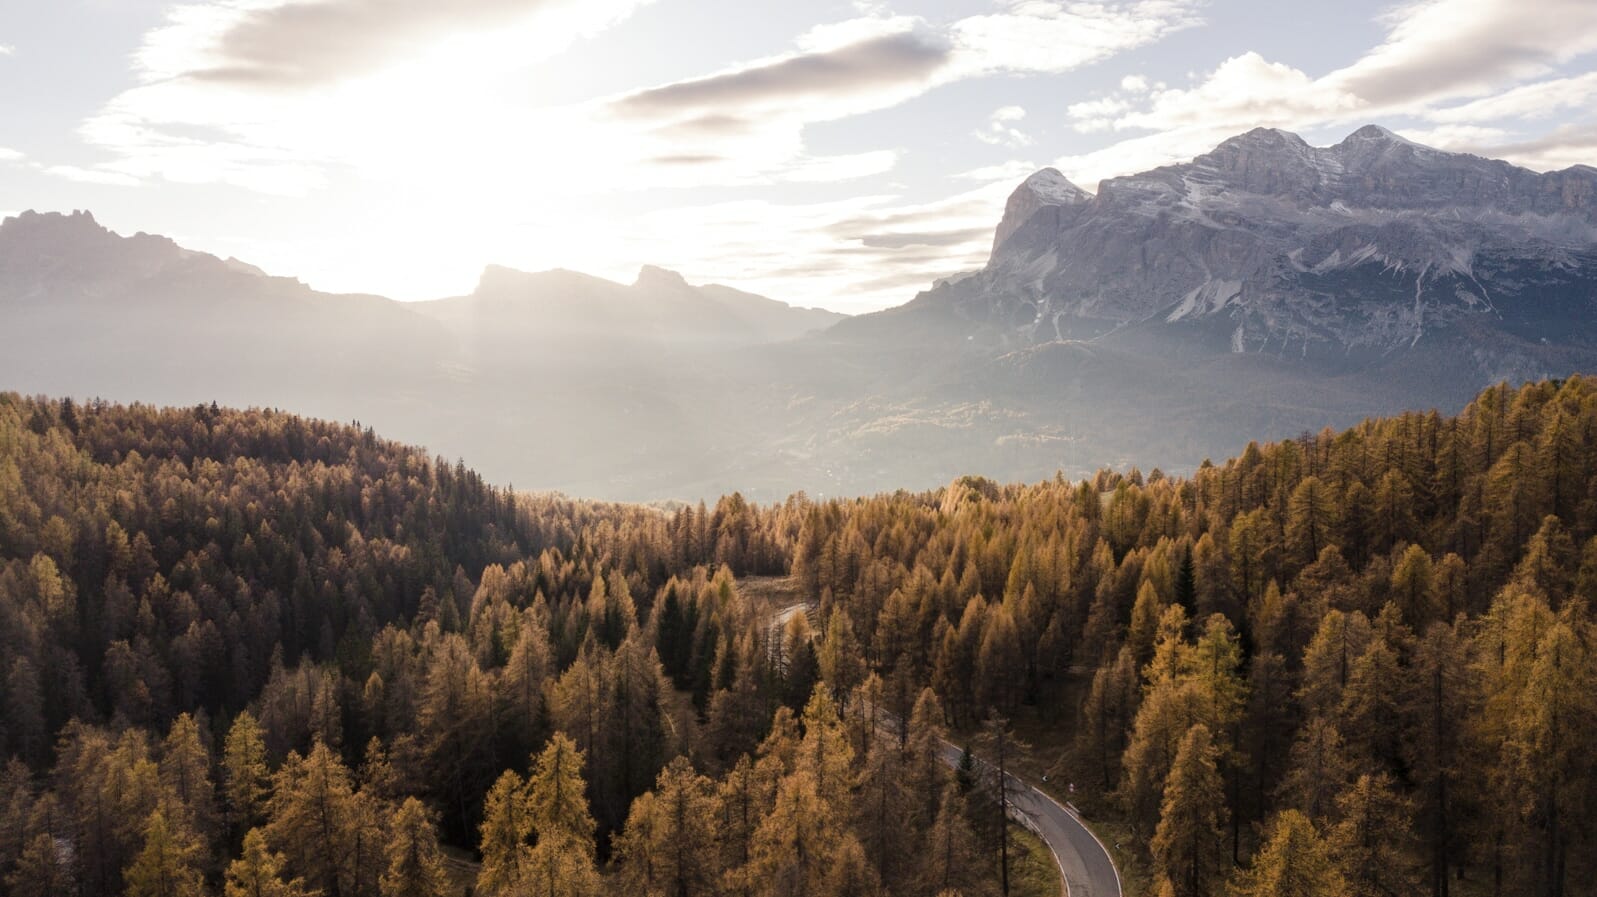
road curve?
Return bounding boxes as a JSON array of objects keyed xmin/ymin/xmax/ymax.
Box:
[
  {"xmin": 936, "ymin": 740, "xmax": 1123, "ymax": 897},
  {"xmin": 765, "ymin": 602, "xmax": 1121, "ymax": 897}
]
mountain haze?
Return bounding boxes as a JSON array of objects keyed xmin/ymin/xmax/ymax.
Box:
[
  {"xmin": 5, "ymin": 126, "xmax": 1597, "ymax": 499},
  {"xmin": 415, "ymin": 263, "xmax": 842, "ymax": 348}
]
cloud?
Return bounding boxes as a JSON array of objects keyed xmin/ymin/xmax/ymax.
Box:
[
  {"xmin": 974, "ymin": 105, "xmax": 1033, "ymax": 147},
  {"xmin": 141, "ymin": 0, "xmax": 648, "ymax": 89},
  {"xmin": 1396, "ymin": 123, "xmax": 1512, "ymax": 148},
  {"xmin": 80, "ymin": 0, "xmax": 658, "ymax": 195},
  {"xmin": 87, "ymin": 0, "xmax": 1205, "ymax": 201},
  {"xmin": 1050, "ymin": 52, "xmax": 1361, "ymax": 185},
  {"xmin": 612, "ymin": 30, "xmax": 950, "ymax": 120},
  {"xmin": 581, "ymin": 177, "xmax": 1021, "ymax": 313},
  {"xmin": 1424, "ymin": 72, "xmax": 1597, "ymax": 124},
  {"xmin": 1066, "ymin": 96, "xmax": 1131, "ymax": 132},
  {"xmin": 948, "ymin": 0, "xmax": 1203, "ymax": 78},
  {"xmin": 0, "ymin": 147, "xmax": 23, "ymax": 162},
  {"xmin": 597, "ymin": 2, "xmax": 1201, "ymax": 191},
  {"xmin": 44, "ymin": 165, "xmax": 142, "ymax": 187},
  {"xmin": 0, "ymin": 44, "xmax": 13, "ymax": 56},
  {"xmin": 1328, "ymin": 0, "xmax": 1597, "ymax": 106},
  {"xmin": 1048, "ymin": 0, "xmax": 1597, "ymax": 187},
  {"xmin": 857, "ymin": 228, "xmax": 992, "ymax": 249},
  {"xmin": 1455, "ymin": 122, "xmax": 1597, "ymax": 171},
  {"xmin": 1118, "ymin": 52, "xmax": 1361, "ymax": 132}
]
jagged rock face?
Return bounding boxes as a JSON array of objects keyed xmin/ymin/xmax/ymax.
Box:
[
  {"xmin": 933, "ymin": 125, "xmax": 1597, "ymax": 356},
  {"xmin": 991, "ymin": 168, "xmax": 1092, "ymax": 254}
]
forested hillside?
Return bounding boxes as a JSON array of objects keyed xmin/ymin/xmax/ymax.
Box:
[{"xmin": 2, "ymin": 380, "xmax": 1595, "ymax": 897}]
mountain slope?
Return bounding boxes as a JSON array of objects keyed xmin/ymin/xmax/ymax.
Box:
[
  {"xmin": 813, "ymin": 125, "xmax": 1597, "ymax": 486},
  {"xmin": 838, "ymin": 125, "xmax": 1597, "ymax": 363}
]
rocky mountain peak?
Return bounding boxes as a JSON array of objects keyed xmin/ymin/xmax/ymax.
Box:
[
  {"xmin": 1215, "ymin": 126, "xmax": 1311, "ymax": 151},
  {"xmin": 0, "ymin": 209, "xmax": 215, "ymax": 288},
  {"xmin": 1020, "ymin": 168, "xmax": 1091, "ymax": 205},
  {"xmin": 1341, "ymin": 123, "xmax": 1412, "ymax": 145},
  {"xmin": 634, "ymin": 264, "xmax": 690, "ymax": 291},
  {"xmin": 993, "ymin": 167, "xmax": 1092, "ymax": 257},
  {"xmin": 1, "ymin": 209, "xmax": 111, "ymax": 246}
]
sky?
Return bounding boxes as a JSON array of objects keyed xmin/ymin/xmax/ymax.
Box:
[{"xmin": 3, "ymin": 0, "xmax": 1597, "ymax": 313}]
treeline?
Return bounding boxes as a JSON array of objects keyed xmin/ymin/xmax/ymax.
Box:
[{"xmin": 2, "ymin": 378, "xmax": 1596, "ymax": 897}]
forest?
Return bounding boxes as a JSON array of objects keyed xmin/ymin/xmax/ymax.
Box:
[{"xmin": 0, "ymin": 378, "xmax": 1594, "ymax": 897}]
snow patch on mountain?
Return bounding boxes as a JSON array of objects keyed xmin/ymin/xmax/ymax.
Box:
[{"xmin": 937, "ymin": 124, "xmax": 1597, "ymax": 354}]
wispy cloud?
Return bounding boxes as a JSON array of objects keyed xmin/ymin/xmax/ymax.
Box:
[
  {"xmin": 1050, "ymin": 0, "xmax": 1597, "ymax": 186},
  {"xmin": 140, "ymin": 0, "xmax": 649, "ymax": 89},
  {"xmin": 0, "ymin": 44, "xmax": 14, "ymax": 56},
  {"xmin": 974, "ymin": 106, "xmax": 1032, "ymax": 147},
  {"xmin": 1424, "ymin": 71, "xmax": 1597, "ymax": 124},
  {"xmin": 586, "ymin": 1, "xmax": 1204, "ymax": 198},
  {"xmin": 617, "ymin": 182, "xmax": 1013, "ymax": 312},
  {"xmin": 1329, "ymin": 0, "xmax": 1597, "ymax": 106},
  {"xmin": 948, "ymin": 0, "xmax": 1202, "ymax": 78},
  {"xmin": 1439, "ymin": 121, "xmax": 1597, "ymax": 171},
  {"xmin": 612, "ymin": 31, "xmax": 950, "ymax": 120},
  {"xmin": 44, "ymin": 165, "xmax": 141, "ymax": 187}
]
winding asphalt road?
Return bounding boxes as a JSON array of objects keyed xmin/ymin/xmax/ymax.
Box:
[
  {"xmin": 934, "ymin": 740, "xmax": 1122, "ymax": 897},
  {"xmin": 768, "ymin": 602, "xmax": 1121, "ymax": 897}
]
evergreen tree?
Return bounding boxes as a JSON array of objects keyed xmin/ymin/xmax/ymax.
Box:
[
  {"xmin": 476, "ymin": 771, "xmax": 533, "ymax": 897},
  {"xmin": 379, "ymin": 798, "xmax": 449, "ymax": 897},
  {"xmin": 124, "ymin": 809, "xmax": 206, "ymax": 897},
  {"xmin": 264, "ymin": 742, "xmax": 355, "ymax": 897},
  {"xmin": 160, "ymin": 713, "xmax": 218, "ymax": 841},
  {"xmin": 1330, "ymin": 773, "xmax": 1421, "ymax": 897},
  {"xmin": 526, "ymin": 733, "xmax": 597, "ymax": 853},
  {"xmin": 920, "ymin": 786, "xmax": 989, "ymax": 897},
  {"xmin": 1286, "ymin": 477, "xmax": 1337, "ymax": 570},
  {"xmin": 1230, "ymin": 810, "xmax": 1347, "ymax": 897},
  {"xmin": 616, "ymin": 757, "xmax": 720, "ymax": 897},
  {"xmin": 796, "ymin": 688, "xmax": 854, "ymax": 818},
  {"xmin": 5, "ymin": 832, "xmax": 74, "ymax": 897},
  {"xmin": 224, "ymin": 828, "xmax": 315, "ymax": 897},
  {"xmin": 741, "ymin": 770, "xmax": 845, "ymax": 897},
  {"xmin": 522, "ymin": 833, "xmax": 602, "ymax": 897},
  {"xmin": 1278, "ymin": 717, "xmax": 1352, "ymax": 824},
  {"xmin": 1150, "ymin": 725, "xmax": 1227, "ymax": 897},
  {"xmin": 224, "ymin": 712, "xmax": 272, "ymax": 835}
]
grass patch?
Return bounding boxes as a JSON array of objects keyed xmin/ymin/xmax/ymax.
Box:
[
  {"xmin": 1010, "ymin": 825, "xmax": 1066, "ymax": 897},
  {"xmin": 1073, "ymin": 815, "xmax": 1150, "ymax": 897},
  {"xmin": 440, "ymin": 845, "xmax": 481, "ymax": 896},
  {"xmin": 736, "ymin": 574, "xmax": 808, "ymax": 616}
]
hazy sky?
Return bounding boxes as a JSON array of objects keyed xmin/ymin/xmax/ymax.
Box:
[{"xmin": 4, "ymin": 0, "xmax": 1597, "ymax": 312}]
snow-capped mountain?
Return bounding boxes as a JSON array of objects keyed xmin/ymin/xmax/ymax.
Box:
[{"xmin": 871, "ymin": 125, "xmax": 1597, "ymax": 364}]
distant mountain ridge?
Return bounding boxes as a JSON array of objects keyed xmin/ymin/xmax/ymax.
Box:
[
  {"xmin": 415, "ymin": 262, "xmax": 841, "ymax": 347},
  {"xmin": 5, "ymin": 125, "xmax": 1597, "ymax": 501},
  {"xmin": 0, "ymin": 208, "xmax": 836, "ymax": 343}
]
